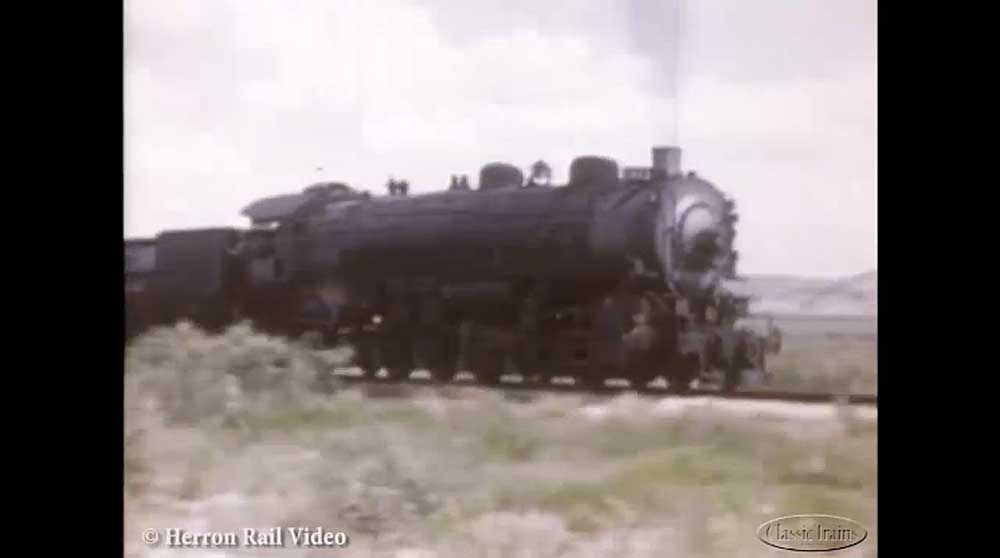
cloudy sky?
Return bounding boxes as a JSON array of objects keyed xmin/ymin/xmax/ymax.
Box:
[{"xmin": 124, "ymin": 0, "xmax": 876, "ymax": 277}]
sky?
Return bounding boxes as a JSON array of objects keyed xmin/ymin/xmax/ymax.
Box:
[{"xmin": 124, "ymin": 0, "xmax": 877, "ymax": 277}]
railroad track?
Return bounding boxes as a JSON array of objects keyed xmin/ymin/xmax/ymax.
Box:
[{"xmin": 329, "ymin": 369, "xmax": 877, "ymax": 406}]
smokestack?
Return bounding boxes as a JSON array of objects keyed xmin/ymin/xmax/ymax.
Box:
[{"xmin": 652, "ymin": 147, "xmax": 682, "ymax": 178}]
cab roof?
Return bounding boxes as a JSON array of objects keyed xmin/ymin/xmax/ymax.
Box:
[{"xmin": 241, "ymin": 182, "xmax": 362, "ymax": 224}]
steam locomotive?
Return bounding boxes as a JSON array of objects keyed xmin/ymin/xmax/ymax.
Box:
[{"xmin": 125, "ymin": 146, "xmax": 779, "ymax": 391}]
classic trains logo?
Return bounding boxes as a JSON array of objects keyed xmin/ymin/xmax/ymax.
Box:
[{"xmin": 757, "ymin": 514, "xmax": 868, "ymax": 552}]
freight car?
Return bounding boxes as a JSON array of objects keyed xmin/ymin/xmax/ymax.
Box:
[{"xmin": 124, "ymin": 146, "xmax": 779, "ymax": 392}]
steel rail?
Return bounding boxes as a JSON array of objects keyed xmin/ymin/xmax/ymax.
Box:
[{"xmin": 328, "ymin": 369, "xmax": 877, "ymax": 406}]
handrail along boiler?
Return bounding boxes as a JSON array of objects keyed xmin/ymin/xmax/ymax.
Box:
[{"xmin": 124, "ymin": 146, "xmax": 780, "ymax": 391}]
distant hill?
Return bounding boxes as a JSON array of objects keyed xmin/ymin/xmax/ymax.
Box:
[{"xmin": 735, "ymin": 270, "xmax": 877, "ymax": 316}]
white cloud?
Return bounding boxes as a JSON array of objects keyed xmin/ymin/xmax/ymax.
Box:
[
  {"xmin": 124, "ymin": 0, "xmax": 679, "ymax": 236},
  {"xmin": 679, "ymin": 64, "xmax": 876, "ymax": 144},
  {"xmin": 124, "ymin": 0, "xmax": 876, "ymax": 276},
  {"xmin": 673, "ymin": 65, "xmax": 876, "ymax": 276}
]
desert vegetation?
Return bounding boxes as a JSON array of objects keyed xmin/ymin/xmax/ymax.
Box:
[
  {"xmin": 766, "ymin": 335, "xmax": 876, "ymax": 395},
  {"xmin": 125, "ymin": 322, "xmax": 876, "ymax": 558}
]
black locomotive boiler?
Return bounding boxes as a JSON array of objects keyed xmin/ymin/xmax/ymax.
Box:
[{"xmin": 125, "ymin": 146, "xmax": 778, "ymax": 391}]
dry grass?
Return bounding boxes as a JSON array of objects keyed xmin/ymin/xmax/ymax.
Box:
[
  {"xmin": 124, "ymin": 323, "xmax": 876, "ymax": 558},
  {"xmin": 766, "ymin": 336, "xmax": 877, "ymax": 394}
]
